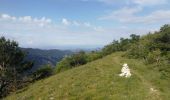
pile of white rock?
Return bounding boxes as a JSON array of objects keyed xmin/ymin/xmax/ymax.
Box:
[{"xmin": 119, "ymin": 63, "xmax": 131, "ymax": 78}]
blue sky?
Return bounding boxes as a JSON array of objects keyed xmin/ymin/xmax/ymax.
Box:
[{"xmin": 0, "ymin": 0, "xmax": 170, "ymax": 49}]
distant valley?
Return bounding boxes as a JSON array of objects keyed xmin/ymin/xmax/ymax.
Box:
[{"xmin": 21, "ymin": 48, "xmax": 73, "ymax": 71}]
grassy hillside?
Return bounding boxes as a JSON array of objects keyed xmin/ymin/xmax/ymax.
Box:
[{"xmin": 5, "ymin": 52, "xmax": 170, "ymax": 100}]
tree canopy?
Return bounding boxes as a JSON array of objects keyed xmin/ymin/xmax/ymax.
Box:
[{"xmin": 0, "ymin": 36, "xmax": 33, "ymax": 97}]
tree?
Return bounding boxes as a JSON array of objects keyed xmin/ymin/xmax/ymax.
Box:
[
  {"xmin": 0, "ymin": 36, "xmax": 33, "ymax": 98},
  {"xmin": 130, "ymin": 34, "xmax": 140, "ymax": 43},
  {"xmin": 160, "ymin": 24, "xmax": 170, "ymax": 32},
  {"xmin": 101, "ymin": 40, "xmax": 121, "ymax": 56},
  {"xmin": 119, "ymin": 38, "xmax": 130, "ymax": 51}
]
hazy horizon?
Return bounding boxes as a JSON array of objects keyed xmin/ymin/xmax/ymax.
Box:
[{"xmin": 20, "ymin": 44, "xmax": 104, "ymax": 50}]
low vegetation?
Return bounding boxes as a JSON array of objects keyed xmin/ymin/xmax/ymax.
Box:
[
  {"xmin": 55, "ymin": 51, "xmax": 103, "ymax": 73},
  {"xmin": 32, "ymin": 64, "xmax": 54, "ymax": 80}
]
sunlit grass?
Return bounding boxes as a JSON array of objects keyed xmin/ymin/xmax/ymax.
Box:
[{"xmin": 5, "ymin": 52, "xmax": 170, "ymax": 100}]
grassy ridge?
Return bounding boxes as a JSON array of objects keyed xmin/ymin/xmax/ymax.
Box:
[{"xmin": 5, "ymin": 52, "xmax": 170, "ymax": 100}]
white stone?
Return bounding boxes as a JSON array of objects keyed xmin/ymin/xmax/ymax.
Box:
[
  {"xmin": 119, "ymin": 63, "xmax": 131, "ymax": 78},
  {"xmin": 49, "ymin": 97, "xmax": 54, "ymax": 100},
  {"xmin": 150, "ymin": 88, "xmax": 157, "ymax": 92}
]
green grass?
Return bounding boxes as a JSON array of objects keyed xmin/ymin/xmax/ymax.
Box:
[{"xmin": 5, "ymin": 52, "xmax": 170, "ymax": 100}]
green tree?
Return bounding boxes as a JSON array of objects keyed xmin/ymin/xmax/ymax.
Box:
[
  {"xmin": 160, "ymin": 24, "xmax": 170, "ymax": 32},
  {"xmin": 119, "ymin": 38, "xmax": 130, "ymax": 51},
  {"xmin": 0, "ymin": 36, "xmax": 33, "ymax": 97},
  {"xmin": 130, "ymin": 34, "xmax": 140, "ymax": 43},
  {"xmin": 102, "ymin": 40, "xmax": 121, "ymax": 56}
]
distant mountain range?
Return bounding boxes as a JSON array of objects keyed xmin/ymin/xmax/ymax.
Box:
[{"xmin": 21, "ymin": 48, "xmax": 73, "ymax": 71}]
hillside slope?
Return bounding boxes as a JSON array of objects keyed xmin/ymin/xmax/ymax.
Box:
[{"xmin": 5, "ymin": 52, "xmax": 170, "ymax": 100}]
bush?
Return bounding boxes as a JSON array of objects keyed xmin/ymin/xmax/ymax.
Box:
[
  {"xmin": 33, "ymin": 65, "xmax": 53, "ymax": 80},
  {"xmin": 86, "ymin": 51, "xmax": 103, "ymax": 62},
  {"xmin": 101, "ymin": 40, "xmax": 121, "ymax": 56},
  {"xmin": 146, "ymin": 49, "xmax": 161, "ymax": 64},
  {"xmin": 165, "ymin": 51, "xmax": 170, "ymax": 62},
  {"xmin": 126, "ymin": 43, "xmax": 149, "ymax": 59},
  {"xmin": 55, "ymin": 50, "xmax": 104, "ymax": 73},
  {"xmin": 55, "ymin": 57, "xmax": 72, "ymax": 73},
  {"xmin": 55, "ymin": 51, "xmax": 88, "ymax": 73},
  {"xmin": 69, "ymin": 51, "xmax": 87, "ymax": 66}
]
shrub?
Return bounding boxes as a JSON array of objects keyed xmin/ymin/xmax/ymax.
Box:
[
  {"xmin": 86, "ymin": 51, "xmax": 103, "ymax": 62},
  {"xmin": 125, "ymin": 43, "xmax": 149, "ymax": 59},
  {"xmin": 55, "ymin": 51, "xmax": 88, "ymax": 73},
  {"xmin": 146, "ymin": 49, "xmax": 161, "ymax": 64},
  {"xmin": 33, "ymin": 65, "xmax": 53, "ymax": 80},
  {"xmin": 69, "ymin": 51, "xmax": 87, "ymax": 66},
  {"xmin": 55, "ymin": 50, "xmax": 104, "ymax": 73},
  {"xmin": 55, "ymin": 57, "xmax": 72, "ymax": 73}
]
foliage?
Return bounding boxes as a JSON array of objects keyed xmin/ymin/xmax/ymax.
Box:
[
  {"xmin": 127, "ymin": 25, "xmax": 170, "ymax": 58},
  {"xmin": 0, "ymin": 37, "xmax": 33, "ymax": 98},
  {"xmin": 55, "ymin": 51, "xmax": 88, "ymax": 73},
  {"xmin": 125, "ymin": 25, "xmax": 170, "ymax": 79},
  {"xmin": 69, "ymin": 51, "xmax": 87, "ymax": 66},
  {"xmin": 101, "ymin": 34, "xmax": 140, "ymax": 56},
  {"xmin": 146, "ymin": 49, "xmax": 161, "ymax": 64},
  {"xmin": 33, "ymin": 64, "xmax": 53, "ymax": 80},
  {"xmin": 86, "ymin": 51, "xmax": 103, "ymax": 62},
  {"xmin": 125, "ymin": 43, "xmax": 149, "ymax": 59},
  {"xmin": 101, "ymin": 40, "xmax": 121, "ymax": 56}
]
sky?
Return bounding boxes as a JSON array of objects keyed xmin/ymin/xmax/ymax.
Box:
[{"xmin": 0, "ymin": 0, "xmax": 170, "ymax": 49}]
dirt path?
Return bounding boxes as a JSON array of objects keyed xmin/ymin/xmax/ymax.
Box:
[{"xmin": 131, "ymin": 69, "xmax": 162, "ymax": 100}]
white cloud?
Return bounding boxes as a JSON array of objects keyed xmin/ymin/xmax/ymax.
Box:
[
  {"xmin": 61, "ymin": 18, "xmax": 102, "ymax": 31},
  {"xmin": 84, "ymin": 0, "xmax": 168, "ymax": 6},
  {"xmin": 1, "ymin": 14, "xmax": 16, "ymax": 20},
  {"xmin": 84, "ymin": 22, "xmax": 91, "ymax": 27},
  {"xmin": 94, "ymin": 26, "xmax": 105, "ymax": 32},
  {"xmin": 62, "ymin": 18, "xmax": 71, "ymax": 26},
  {"xmin": 100, "ymin": 7, "xmax": 142, "ymax": 21},
  {"xmin": 0, "ymin": 13, "xmax": 108, "ymax": 49},
  {"xmin": 0, "ymin": 13, "xmax": 162, "ymax": 49},
  {"xmin": 73, "ymin": 21, "xmax": 80, "ymax": 26},
  {"xmin": 100, "ymin": 7, "xmax": 170, "ymax": 24},
  {"xmin": 133, "ymin": 10, "xmax": 170, "ymax": 24},
  {"xmin": 133, "ymin": 0, "xmax": 167, "ymax": 6},
  {"xmin": 19, "ymin": 16, "xmax": 32, "ymax": 22},
  {"xmin": 98, "ymin": 0, "xmax": 119, "ymax": 4},
  {"xmin": 1, "ymin": 14, "xmax": 11, "ymax": 19},
  {"xmin": 0, "ymin": 14, "xmax": 52, "ymax": 28}
]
